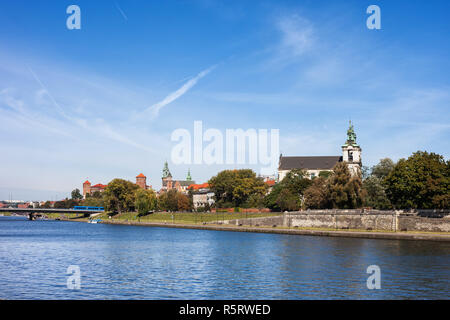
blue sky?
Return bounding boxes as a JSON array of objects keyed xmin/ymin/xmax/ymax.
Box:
[{"xmin": 0, "ymin": 0, "xmax": 449, "ymax": 200}]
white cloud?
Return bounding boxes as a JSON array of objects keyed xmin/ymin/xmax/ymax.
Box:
[
  {"xmin": 140, "ymin": 65, "xmax": 216, "ymax": 119},
  {"xmin": 275, "ymin": 14, "xmax": 314, "ymax": 62}
]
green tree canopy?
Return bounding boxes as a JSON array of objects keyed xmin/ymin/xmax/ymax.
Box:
[
  {"xmin": 304, "ymin": 177, "xmax": 329, "ymax": 209},
  {"xmin": 103, "ymin": 179, "xmax": 139, "ymax": 213},
  {"xmin": 208, "ymin": 169, "xmax": 267, "ymax": 207},
  {"xmin": 157, "ymin": 189, "xmax": 191, "ymax": 212},
  {"xmin": 371, "ymin": 158, "xmax": 395, "ymax": 180},
  {"xmin": 71, "ymin": 188, "xmax": 83, "ymax": 200},
  {"xmin": 384, "ymin": 151, "xmax": 449, "ymax": 209},
  {"xmin": 135, "ymin": 188, "xmax": 157, "ymax": 216},
  {"xmin": 363, "ymin": 176, "xmax": 392, "ymax": 209},
  {"xmin": 328, "ymin": 162, "xmax": 365, "ymax": 209},
  {"xmin": 264, "ymin": 169, "xmax": 311, "ymax": 211}
]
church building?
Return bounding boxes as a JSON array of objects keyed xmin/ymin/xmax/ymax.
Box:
[
  {"xmin": 278, "ymin": 121, "xmax": 362, "ymax": 181},
  {"xmin": 160, "ymin": 161, "xmax": 195, "ymax": 194}
]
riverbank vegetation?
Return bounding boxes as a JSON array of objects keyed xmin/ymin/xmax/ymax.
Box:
[
  {"xmin": 208, "ymin": 169, "xmax": 268, "ymax": 208},
  {"xmin": 42, "ymin": 150, "xmax": 449, "ymax": 214},
  {"xmin": 95, "ymin": 211, "xmax": 280, "ymax": 224},
  {"xmin": 262, "ymin": 150, "xmax": 449, "ymax": 210}
]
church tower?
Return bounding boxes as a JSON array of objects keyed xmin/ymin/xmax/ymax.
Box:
[
  {"xmin": 162, "ymin": 161, "xmax": 173, "ymax": 190},
  {"xmin": 342, "ymin": 121, "xmax": 362, "ymax": 176},
  {"xmin": 186, "ymin": 169, "xmax": 192, "ymax": 181}
]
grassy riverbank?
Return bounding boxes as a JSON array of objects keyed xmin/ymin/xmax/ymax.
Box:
[{"xmin": 94, "ymin": 211, "xmax": 281, "ymax": 224}]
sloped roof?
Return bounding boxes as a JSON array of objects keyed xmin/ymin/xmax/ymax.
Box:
[
  {"xmin": 136, "ymin": 173, "xmax": 146, "ymax": 178},
  {"xmin": 91, "ymin": 183, "xmax": 107, "ymax": 188},
  {"xmin": 279, "ymin": 156, "xmax": 342, "ymax": 170},
  {"xmin": 188, "ymin": 183, "xmax": 209, "ymax": 190}
]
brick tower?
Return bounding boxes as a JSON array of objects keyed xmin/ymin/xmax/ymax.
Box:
[
  {"xmin": 82, "ymin": 180, "xmax": 91, "ymax": 199},
  {"xmin": 136, "ymin": 173, "xmax": 147, "ymax": 189}
]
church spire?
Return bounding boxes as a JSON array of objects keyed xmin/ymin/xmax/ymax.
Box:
[
  {"xmin": 162, "ymin": 161, "xmax": 172, "ymax": 178},
  {"xmin": 186, "ymin": 168, "xmax": 192, "ymax": 181},
  {"xmin": 344, "ymin": 120, "xmax": 358, "ymax": 147}
]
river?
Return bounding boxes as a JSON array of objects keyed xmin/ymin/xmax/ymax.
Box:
[{"xmin": 0, "ymin": 216, "xmax": 448, "ymax": 299}]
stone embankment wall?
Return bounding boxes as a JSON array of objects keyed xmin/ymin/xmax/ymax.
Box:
[{"xmin": 223, "ymin": 209, "xmax": 450, "ymax": 233}]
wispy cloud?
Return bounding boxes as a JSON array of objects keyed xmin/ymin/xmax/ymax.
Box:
[
  {"xmin": 140, "ymin": 65, "xmax": 216, "ymax": 120},
  {"xmin": 114, "ymin": 1, "xmax": 128, "ymax": 21},
  {"xmin": 25, "ymin": 66, "xmax": 157, "ymax": 153},
  {"xmin": 275, "ymin": 14, "xmax": 314, "ymax": 62}
]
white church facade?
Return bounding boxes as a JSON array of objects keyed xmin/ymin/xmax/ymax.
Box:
[{"xmin": 278, "ymin": 121, "xmax": 362, "ymax": 181}]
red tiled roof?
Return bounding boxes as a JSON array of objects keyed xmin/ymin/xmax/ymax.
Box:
[
  {"xmin": 188, "ymin": 183, "xmax": 209, "ymax": 190},
  {"xmin": 136, "ymin": 173, "xmax": 146, "ymax": 178},
  {"xmin": 265, "ymin": 179, "xmax": 276, "ymax": 186},
  {"xmin": 83, "ymin": 180, "xmax": 91, "ymax": 184},
  {"xmin": 91, "ymin": 183, "xmax": 107, "ymax": 188}
]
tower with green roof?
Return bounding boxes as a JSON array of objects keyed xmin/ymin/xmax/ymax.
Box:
[
  {"xmin": 186, "ymin": 169, "xmax": 192, "ymax": 181},
  {"xmin": 162, "ymin": 161, "xmax": 172, "ymax": 178},
  {"xmin": 342, "ymin": 120, "xmax": 362, "ymax": 176}
]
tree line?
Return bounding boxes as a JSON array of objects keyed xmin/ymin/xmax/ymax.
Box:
[
  {"xmin": 52, "ymin": 150, "xmax": 448, "ymax": 213},
  {"xmin": 267, "ymin": 150, "xmax": 448, "ymax": 211},
  {"xmin": 208, "ymin": 150, "xmax": 448, "ymax": 211}
]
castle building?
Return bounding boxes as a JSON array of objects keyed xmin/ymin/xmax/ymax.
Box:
[
  {"xmin": 136, "ymin": 173, "xmax": 152, "ymax": 190},
  {"xmin": 278, "ymin": 121, "xmax": 362, "ymax": 181},
  {"xmin": 160, "ymin": 161, "xmax": 195, "ymax": 194},
  {"xmin": 82, "ymin": 173, "xmax": 152, "ymax": 198},
  {"xmin": 82, "ymin": 180, "xmax": 107, "ymax": 198}
]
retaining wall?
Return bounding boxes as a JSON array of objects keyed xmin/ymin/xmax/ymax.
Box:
[{"xmin": 224, "ymin": 210, "xmax": 450, "ymax": 233}]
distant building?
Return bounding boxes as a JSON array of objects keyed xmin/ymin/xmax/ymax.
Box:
[
  {"xmin": 82, "ymin": 173, "xmax": 152, "ymax": 198},
  {"xmin": 264, "ymin": 179, "xmax": 276, "ymax": 193},
  {"xmin": 160, "ymin": 161, "xmax": 195, "ymax": 194},
  {"xmin": 188, "ymin": 183, "xmax": 215, "ymax": 209},
  {"xmin": 82, "ymin": 180, "xmax": 106, "ymax": 198},
  {"xmin": 278, "ymin": 121, "xmax": 362, "ymax": 181},
  {"xmin": 135, "ymin": 173, "xmax": 152, "ymax": 190}
]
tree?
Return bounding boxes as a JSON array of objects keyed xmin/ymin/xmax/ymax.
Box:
[
  {"xmin": 103, "ymin": 179, "xmax": 139, "ymax": 213},
  {"xmin": 384, "ymin": 151, "xmax": 449, "ymax": 209},
  {"xmin": 328, "ymin": 162, "xmax": 365, "ymax": 209},
  {"xmin": 157, "ymin": 189, "xmax": 190, "ymax": 212},
  {"xmin": 71, "ymin": 188, "xmax": 83, "ymax": 200},
  {"xmin": 264, "ymin": 169, "xmax": 311, "ymax": 211},
  {"xmin": 135, "ymin": 188, "xmax": 157, "ymax": 216},
  {"xmin": 371, "ymin": 158, "xmax": 395, "ymax": 180},
  {"xmin": 157, "ymin": 192, "xmax": 168, "ymax": 211},
  {"xmin": 208, "ymin": 169, "xmax": 267, "ymax": 207},
  {"xmin": 363, "ymin": 176, "xmax": 392, "ymax": 209},
  {"xmin": 304, "ymin": 177, "xmax": 329, "ymax": 209},
  {"xmin": 264, "ymin": 183, "xmax": 283, "ymax": 211},
  {"xmin": 177, "ymin": 192, "xmax": 191, "ymax": 211},
  {"xmin": 276, "ymin": 189, "xmax": 300, "ymax": 211}
]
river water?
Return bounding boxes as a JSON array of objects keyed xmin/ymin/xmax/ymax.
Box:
[{"xmin": 0, "ymin": 216, "xmax": 448, "ymax": 299}]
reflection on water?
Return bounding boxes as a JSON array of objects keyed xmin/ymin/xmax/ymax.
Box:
[{"xmin": 0, "ymin": 216, "xmax": 448, "ymax": 299}]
